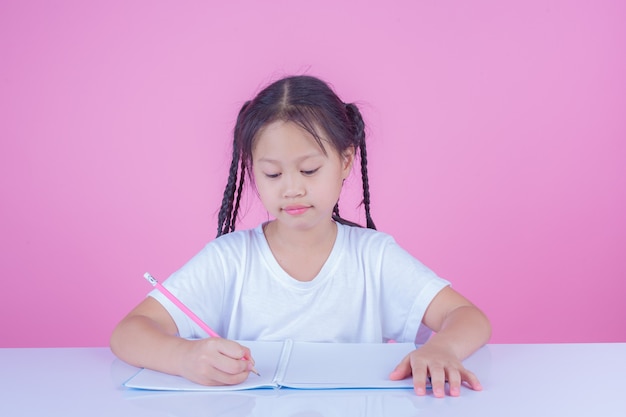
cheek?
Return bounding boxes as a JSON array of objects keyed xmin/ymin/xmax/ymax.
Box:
[
  {"xmin": 253, "ymin": 177, "xmax": 279, "ymax": 207},
  {"xmin": 320, "ymin": 171, "xmax": 345, "ymax": 197},
  {"xmin": 253, "ymin": 179, "xmax": 270, "ymax": 199},
  {"xmin": 251, "ymin": 169, "xmax": 268, "ymax": 191}
]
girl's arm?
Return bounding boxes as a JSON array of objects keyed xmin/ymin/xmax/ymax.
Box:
[
  {"xmin": 110, "ymin": 297, "xmax": 255, "ymax": 385},
  {"xmin": 389, "ymin": 286, "xmax": 491, "ymax": 397}
]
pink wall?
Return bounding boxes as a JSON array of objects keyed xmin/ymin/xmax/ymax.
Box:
[{"xmin": 1, "ymin": 0, "xmax": 624, "ymax": 347}]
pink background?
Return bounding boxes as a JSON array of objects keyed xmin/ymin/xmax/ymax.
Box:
[{"xmin": 1, "ymin": 0, "xmax": 624, "ymax": 347}]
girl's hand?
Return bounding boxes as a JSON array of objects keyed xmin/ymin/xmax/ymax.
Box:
[
  {"xmin": 390, "ymin": 287, "xmax": 491, "ymax": 397},
  {"xmin": 177, "ymin": 337, "xmax": 256, "ymax": 386},
  {"xmin": 389, "ymin": 343, "xmax": 482, "ymax": 397}
]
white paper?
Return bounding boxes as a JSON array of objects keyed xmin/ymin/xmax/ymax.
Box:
[{"xmin": 124, "ymin": 340, "xmax": 416, "ymax": 391}]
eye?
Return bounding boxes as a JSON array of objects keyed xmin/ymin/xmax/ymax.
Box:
[
  {"xmin": 301, "ymin": 168, "xmax": 320, "ymax": 176},
  {"xmin": 264, "ymin": 173, "xmax": 281, "ymax": 179}
]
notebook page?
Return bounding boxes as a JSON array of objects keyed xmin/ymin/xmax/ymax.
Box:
[
  {"xmin": 280, "ymin": 342, "xmax": 415, "ymax": 389},
  {"xmin": 124, "ymin": 340, "xmax": 285, "ymax": 391}
]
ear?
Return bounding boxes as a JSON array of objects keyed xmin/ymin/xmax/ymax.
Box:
[{"xmin": 341, "ymin": 146, "xmax": 355, "ymax": 179}]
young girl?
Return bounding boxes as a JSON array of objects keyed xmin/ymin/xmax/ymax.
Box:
[{"xmin": 110, "ymin": 75, "xmax": 491, "ymax": 398}]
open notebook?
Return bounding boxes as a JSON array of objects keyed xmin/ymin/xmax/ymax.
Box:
[{"xmin": 124, "ymin": 340, "xmax": 420, "ymax": 391}]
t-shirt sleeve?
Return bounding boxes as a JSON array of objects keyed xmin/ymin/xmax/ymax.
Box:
[
  {"xmin": 378, "ymin": 235, "xmax": 450, "ymax": 343},
  {"xmin": 148, "ymin": 241, "xmax": 228, "ymax": 339}
]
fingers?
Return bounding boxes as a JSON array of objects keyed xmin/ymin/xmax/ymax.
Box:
[
  {"xmin": 212, "ymin": 340, "xmax": 254, "ymax": 376},
  {"xmin": 389, "ymin": 354, "xmax": 432, "ymax": 396},
  {"xmin": 216, "ymin": 340, "xmax": 252, "ymax": 365},
  {"xmin": 389, "ymin": 355, "xmax": 411, "ymax": 380},
  {"xmin": 447, "ymin": 368, "xmax": 462, "ymax": 397},
  {"xmin": 393, "ymin": 350, "xmax": 483, "ymax": 397},
  {"xmin": 427, "ymin": 365, "xmax": 446, "ymax": 398},
  {"xmin": 182, "ymin": 339, "xmax": 255, "ymax": 386},
  {"xmin": 424, "ymin": 366, "xmax": 483, "ymax": 397},
  {"xmin": 460, "ymin": 368, "xmax": 482, "ymax": 392}
]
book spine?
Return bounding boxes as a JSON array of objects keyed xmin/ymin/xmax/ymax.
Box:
[{"xmin": 271, "ymin": 338, "xmax": 293, "ymax": 388}]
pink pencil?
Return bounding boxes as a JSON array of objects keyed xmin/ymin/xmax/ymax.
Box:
[{"xmin": 143, "ymin": 272, "xmax": 260, "ymax": 376}]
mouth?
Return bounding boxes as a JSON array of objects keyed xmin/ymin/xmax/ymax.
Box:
[{"xmin": 283, "ymin": 205, "xmax": 311, "ymax": 216}]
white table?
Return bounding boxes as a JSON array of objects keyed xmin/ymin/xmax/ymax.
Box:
[{"xmin": 1, "ymin": 344, "xmax": 625, "ymax": 416}]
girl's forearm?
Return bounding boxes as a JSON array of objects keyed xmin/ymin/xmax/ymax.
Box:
[
  {"xmin": 425, "ymin": 305, "xmax": 492, "ymax": 360},
  {"xmin": 110, "ymin": 315, "xmax": 187, "ymax": 375}
]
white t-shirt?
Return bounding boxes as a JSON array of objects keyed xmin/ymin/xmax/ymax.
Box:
[{"xmin": 150, "ymin": 222, "xmax": 450, "ymax": 344}]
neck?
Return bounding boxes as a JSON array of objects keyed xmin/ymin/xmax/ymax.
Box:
[{"xmin": 264, "ymin": 219, "xmax": 337, "ymax": 250}]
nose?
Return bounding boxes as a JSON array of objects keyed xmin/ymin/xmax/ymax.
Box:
[{"xmin": 282, "ymin": 172, "xmax": 305, "ymax": 198}]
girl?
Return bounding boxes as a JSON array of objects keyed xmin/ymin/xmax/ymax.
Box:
[{"xmin": 110, "ymin": 75, "xmax": 491, "ymax": 398}]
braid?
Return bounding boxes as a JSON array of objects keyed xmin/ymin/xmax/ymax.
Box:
[
  {"xmin": 216, "ymin": 144, "xmax": 240, "ymax": 237},
  {"xmin": 359, "ymin": 139, "xmax": 376, "ymax": 230},
  {"xmin": 332, "ymin": 200, "xmax": 363, "ymax": 228},
  {"xmin": 217, "ymin": 101, "xmax": 250, "ymax": 237},
  {"xmin": 229, "ymin": 156, "xmax": 246, "ymax": 233},
  {"xmin": 331, "ymin": 202, "xmax": 341, "ymax": 223},
  {"xmin": 345, "ymin": 103, "xmax": 376, "ymax": 230}
]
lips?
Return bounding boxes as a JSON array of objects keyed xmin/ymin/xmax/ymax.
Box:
[{"xmin": 283, "ymin": 205, "xmax": 310, "ymax": 215}]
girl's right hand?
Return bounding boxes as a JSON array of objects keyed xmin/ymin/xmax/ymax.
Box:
[
  {"xmin": 110, "ymin": 297, "xmax": 255, "ymax": 386},
  {"xmin": 177, "ymin": 337, "xmax": 256, "ymax": 386}
]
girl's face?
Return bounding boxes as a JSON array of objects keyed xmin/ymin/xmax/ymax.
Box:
[{"xmin": 252, "ymin": 121, "xmax": 354, "ymax": 231}]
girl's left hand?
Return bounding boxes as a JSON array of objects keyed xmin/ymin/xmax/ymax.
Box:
[{"xmin": 389, "ymin": 343, "xmax": 482, "ymax": 397}]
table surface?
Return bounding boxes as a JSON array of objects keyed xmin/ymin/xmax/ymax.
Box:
[{"xmin": 1, "ymin": 343, "xmax": 625, "ymax": 416}]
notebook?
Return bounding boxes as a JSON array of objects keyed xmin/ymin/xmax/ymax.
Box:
[{"xmin": 124, "ymin": 340, "xmax": 419, "ymax": 391}]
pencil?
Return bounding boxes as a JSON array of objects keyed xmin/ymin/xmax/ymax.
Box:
[{"xmin": 143, "ymin": 272, "xmax": 260, "ymax": 376}]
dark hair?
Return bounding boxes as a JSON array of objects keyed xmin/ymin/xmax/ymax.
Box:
[{"xmin": 217, "ymin": 75, "xmax": 376, "ymax": 237}]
